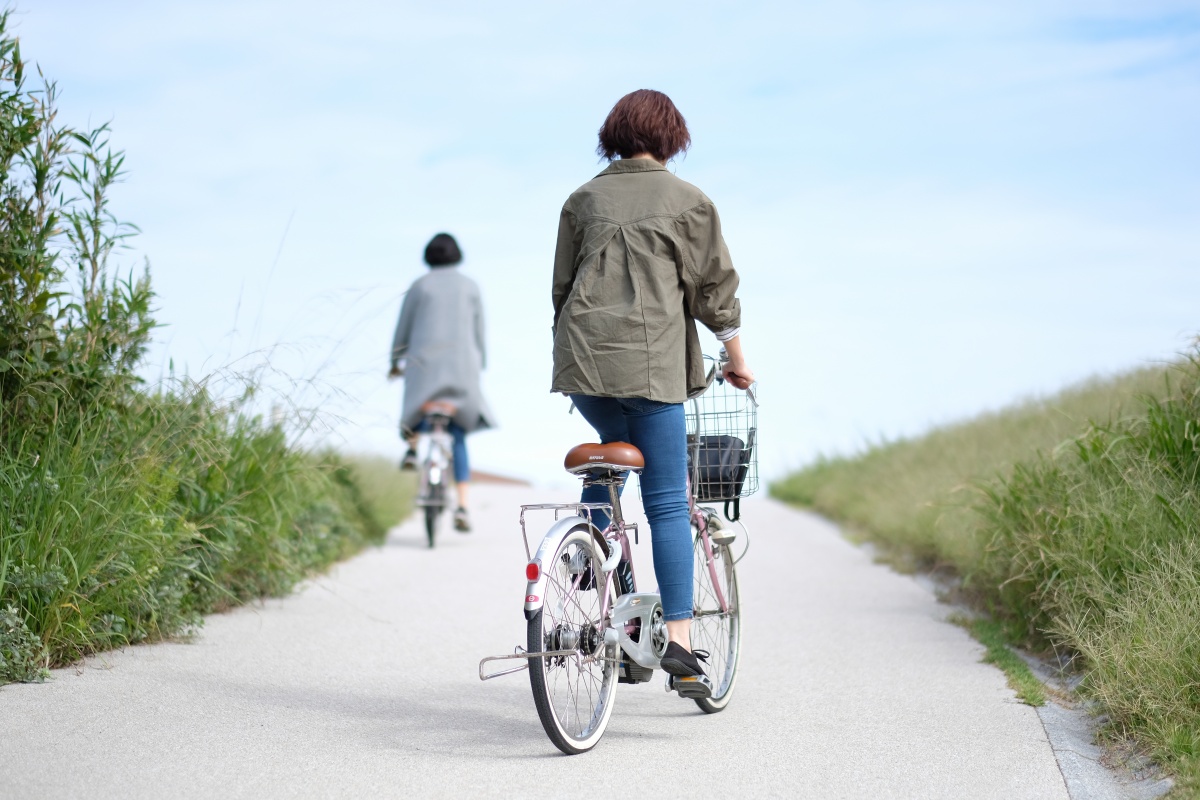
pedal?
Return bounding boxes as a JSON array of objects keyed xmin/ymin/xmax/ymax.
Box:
[
  {"xmin": 665, "ymin": 673, "xmax": 713, "ymax": 699},
  {"xmin": 619, "ymin": 660, "xmax": 654, "ymax": 684},
  {"xmin": 706, "ymin": 513, "xmax": 736, "ymax": 546}
]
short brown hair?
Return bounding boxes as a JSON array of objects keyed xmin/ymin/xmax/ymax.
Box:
[{"xmin": 596, "ymin": 89, "xmax": 691, "ymax": 163}]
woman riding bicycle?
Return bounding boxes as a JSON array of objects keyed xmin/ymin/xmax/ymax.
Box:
[
  {"xmin": 551, "ymin": 89, "xmax": 754, "ymax": 688},
  {"xmin": 391, "ymin": 233, "xmax": 495, "ymax": 532}
]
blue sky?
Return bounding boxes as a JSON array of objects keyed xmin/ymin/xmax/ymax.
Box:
[{"xmin": 18, "ymin": 1, "xmax": 1200, "ymax": 484}]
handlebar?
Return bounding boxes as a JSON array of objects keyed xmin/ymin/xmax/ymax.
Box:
[{"xmin": 703, "ymin": 348, "xmax": 757, "ymax": 404}]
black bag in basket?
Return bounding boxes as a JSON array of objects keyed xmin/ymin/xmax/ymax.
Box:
[{"xmin": 689, "ymin": 434, "xmax": 751, "ymax": 501}]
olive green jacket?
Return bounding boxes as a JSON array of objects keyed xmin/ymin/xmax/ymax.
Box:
[{"xmin": 551, "ymin": 159, "xmax": 742, "ymax": 402}]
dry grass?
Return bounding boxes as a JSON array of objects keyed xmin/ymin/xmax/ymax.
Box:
[
  {"xmin": 341, "ymin": 454, "xmax": 417, "ymax": 534},
  {"xmin": 772, "ymin": 365, "xmax": 1168, "ymax": 573},
  {"xmin": 772, "ymin": 355, "xmax": 1200, "ymax": 790}
]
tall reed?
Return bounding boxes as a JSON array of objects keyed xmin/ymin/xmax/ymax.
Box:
[{"xmin": 0, "ymin": 11, "xmax": 412, "ymax": 684}]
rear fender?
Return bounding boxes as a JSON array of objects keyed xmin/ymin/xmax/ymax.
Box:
[{"xmin": 523, "ymin": 516, "xmax": 604, "ymax": 620}]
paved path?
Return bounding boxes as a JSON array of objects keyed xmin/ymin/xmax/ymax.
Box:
[{"xmin": 1, "ymin": 485, "xmax": 1070, "ymax": 799}]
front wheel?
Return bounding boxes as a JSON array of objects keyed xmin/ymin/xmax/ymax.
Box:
[
  {"xmin": 690, "ymin": 527, "xmax": 741, "ymax": 713},
  {"xmin": 423, "ymin": 481, "xmax": 445, "ymax": 548},
  {"xmin": 527, "ymin": 526, "xmax": 618, "ymax": 754},
  {"xmin": 424, "ymin": 505, "xmax": 439, "ymax": 548}
]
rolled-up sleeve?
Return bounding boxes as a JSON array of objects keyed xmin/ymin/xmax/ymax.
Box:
[
  {"xmin": 551, "ymin": 206, "xmax": 580, "ymax": 331},
  {"xmin": 676, "ymin": 202, "xmax": 741, "ymax": 334}
]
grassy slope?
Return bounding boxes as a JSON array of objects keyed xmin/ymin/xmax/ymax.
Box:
[
  {"xmin": 0, "ymin": 392, "xmax": 415, "ymax": 684},
  {"xmin": 342, "ymin": 454, "xmax": 416, "ymax": 534},
  {"xmin": 772, "ymin": 366, "xmax": 1168, "ymax": 572},
  {"xmin": 772, "ymin": 359, "xmax": 1200, "ymax": 793},
  {"xmin": 0, "ymin": 15, "xmax": 415, "ymax": 686}
]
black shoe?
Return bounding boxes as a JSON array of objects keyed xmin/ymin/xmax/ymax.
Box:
[
  {"xmin": 400, "ymin": 449, "xmax": 417, "ymax": 471},
  {"xmin": 454, "ymin": 507, "xmax": 471, "ymax": 532},
  {"xmin": 660, "ymin": 641, "xmax": 709, "ymax": 678},
  {"xmin": 661, "ymin": 642, "xmax": 713, "ymax": 698}
]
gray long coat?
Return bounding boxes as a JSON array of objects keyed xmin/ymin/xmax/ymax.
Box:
[{"xmin": 391, "ymin": 267, "xmax": 495, "ymax": 434}]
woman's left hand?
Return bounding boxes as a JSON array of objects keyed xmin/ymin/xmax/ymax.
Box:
[{"xmin": 722, "ymin": 360, "xmax": 755, "ymax": 390}]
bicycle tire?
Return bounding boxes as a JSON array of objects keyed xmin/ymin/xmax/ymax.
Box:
[
  {"xmin": 527, "ymin": 526, "xmax": 618, "ymax": 755},
  {"xmin": 423, "ymin": 477, "xmax": 445, "ymax": 548},
  {"xmin": 690, "ymin": 529, "xmax": 741, "ymax": 713},
  {"xmin": 424, "ymin": 505, "xmax": 439, "ymax": 548}
]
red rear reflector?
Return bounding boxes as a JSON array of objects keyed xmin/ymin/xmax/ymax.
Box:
[{"xmin": 526, "ymin": 562, "xmax": 540, "ymax": 581}]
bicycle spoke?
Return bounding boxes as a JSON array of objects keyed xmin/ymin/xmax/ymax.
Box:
[
  {"xmin": 531, "ymin": 530, "xmax": 615, "ymax": 744},
  {"xmin": 690, "ymin": 535, "xmax": 739, "ymax": 705}
]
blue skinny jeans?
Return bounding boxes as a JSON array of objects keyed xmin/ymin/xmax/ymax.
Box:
[
  {"xmin": 570, "ymin": 395, "xmax": 692, "ymax": 621},
  {"xmin": 414, "ymin": 419, "xmax": 470, "ymax": 484}
]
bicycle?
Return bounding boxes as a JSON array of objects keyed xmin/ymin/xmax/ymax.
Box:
[
  {"xmin": 479, "ymin": 353, "xmax": 757, "ymax": 754},
  {"xmin": 413, "ymin": 400, "xmax": 458, "ymax": 548}
]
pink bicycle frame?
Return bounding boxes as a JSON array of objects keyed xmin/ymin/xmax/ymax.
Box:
[{"xmin": 595, "ymin": 477, "xmax": 730, "ymax": 620}]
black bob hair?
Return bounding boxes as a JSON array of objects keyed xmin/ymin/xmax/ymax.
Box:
[{"xmin": 424, "ymin": 233, "xmax": 462, "ymax": 267}]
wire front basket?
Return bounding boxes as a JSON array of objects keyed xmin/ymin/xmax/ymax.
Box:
[{"xmin": 685, "ymin": 366, "xmax": 759, "ymax": 505}]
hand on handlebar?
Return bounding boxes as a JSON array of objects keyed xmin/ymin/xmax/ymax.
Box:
[{"xmin": 722, "ymin": 360, "xmax": 755, "ymax": 390}]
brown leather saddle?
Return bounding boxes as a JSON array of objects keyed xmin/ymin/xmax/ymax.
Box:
[
  {"xmin": 420, "ymin": 400, "xmax": 458, "ymax": 417},
  {"xmin": 563, "ymin": 442, "xmax": 645, "ymax": 477}
]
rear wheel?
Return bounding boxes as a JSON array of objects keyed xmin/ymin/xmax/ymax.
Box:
[
  {"xmin": 690, "ymin": 526, "xmax": 741, "ymax": 713},
  {"xmin": 528, "ymin": 527, "xmax": 618, "ymax": 755}
]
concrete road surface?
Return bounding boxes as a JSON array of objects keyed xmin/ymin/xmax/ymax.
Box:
[{"xmin": 1, "ymin": 485, "xmax": 1073, "ymax": 799}]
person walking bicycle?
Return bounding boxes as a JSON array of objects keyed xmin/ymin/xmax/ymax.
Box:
[
  {"xmin": 390, "ymin": 233, "xmax": 495, "ymax": 532},
  {"xmin": 551, "ymin": 89, "xmax": 754, "ymax": 683}
]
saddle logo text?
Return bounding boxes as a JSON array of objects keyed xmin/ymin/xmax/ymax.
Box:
[{"xmin": 589, "ymin": 455, "xmax": 604, "ymax": 461}]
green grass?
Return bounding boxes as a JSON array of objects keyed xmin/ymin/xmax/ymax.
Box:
[
  {"xmin": 772, "ymin": 365, "xmax": 1169, "ymax": 572},
  {"xmin": 951, "ymin": 614, "xmax": 1046, "ymax": 706},
  {"xmin": 340, "ymin": 453, "xmax": 416, "ymax": 534},
  {"xmin": 772, "ymin": 352, "xmax": 1200, "ymax": 790},
  {"xmin": 0, "ymin": 389, "xmax": 416, "ymax": 683}
]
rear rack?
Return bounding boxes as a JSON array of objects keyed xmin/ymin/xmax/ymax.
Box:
[{"xmin": 518, "ymin": 503, "xmax": 639, "ymax": 559}]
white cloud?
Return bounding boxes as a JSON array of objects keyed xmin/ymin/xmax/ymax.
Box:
[{"xmin": 16, "ymin": 0, "xmax": 1199, "ymax": 484}]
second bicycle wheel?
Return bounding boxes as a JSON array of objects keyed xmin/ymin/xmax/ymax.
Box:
[
  {"xmin": 424, "ymin": 505, "xmax": 440, "ymax": 548},
  {"xmin": 423, "ymin": 483, "xmax": 444, "ymax": 548},
  {"xmin": 690, "ymin": 525, "xmax": 741, "ymax": 713},
  {"xmin": 527, "ymin": 526, "xmax": 618, "ymax": 755}
]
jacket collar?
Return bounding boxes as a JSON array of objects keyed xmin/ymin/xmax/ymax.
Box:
[{"xmin": 596, "ymin": 158, "xmax": 668, "ymax": 178}]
